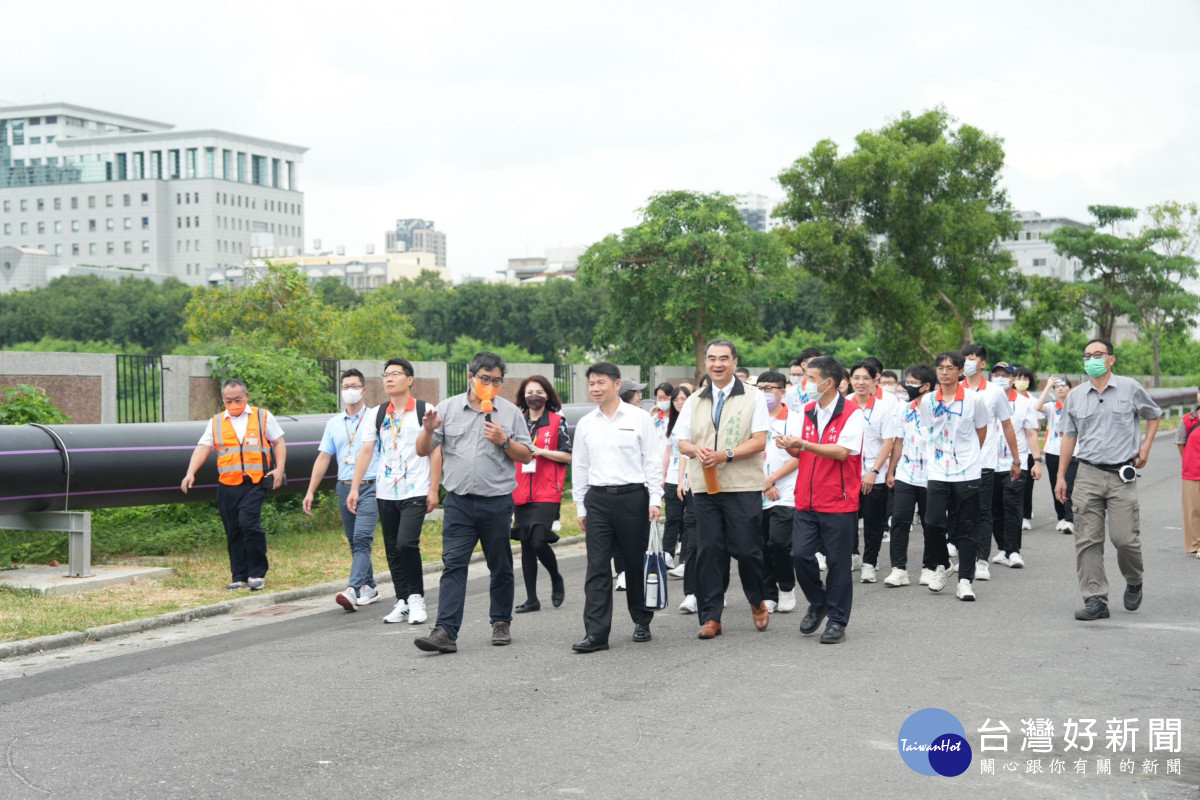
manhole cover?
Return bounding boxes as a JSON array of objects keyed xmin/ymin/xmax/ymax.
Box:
[{"xmin": 235, "ymin": 604, "xmax": 309, "ymax": 618}]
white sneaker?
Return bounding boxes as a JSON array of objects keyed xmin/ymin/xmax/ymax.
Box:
[
  {"xmin": 992, "ymin": 551, "xmax": 1010, "ymax": 566},
  {"xmin": 406, "ymin": 593, "xmax": 427, "ymax": 624},
  {"xmin": 336, "ymin": 586, "xmax": 358, "ymax": 611},
  {"xmin": 615, "ymin": 572, "xmax": 626, "ymax": 591},
  {"xmin": 1055, "ymin": 519, "xmax": 1067, "ymax": 531},
  {"xmin": 679, "ymin": 594, "xmax": 697, "ymax": 613},
  {"xmin": 383, "ymin": 598, "xmax": 408, "ymax": 624},
  {"xmin": 816, "ymin": 553, "xmax": 827, "ymax": 571},
  {"xmin": 956, "ymin": 578, "xmax": 976, "ymax": 601},
  {"xmin": 1022, "ymin": 518, "xmax": 1032, "ymax": 531},
  {"xmin": 764, "ymin": 599, "xmax": 778, "ymax": 613},
  {"xmin": 946, "ymin": 560, "xmax": 958, "ymax": 575},
  {"xmin": 777, "ymin": 589, "xmax": 797, "ymax": 612},
  {"xmin": 883, "ymin": 567, "xmax": 909, "ymax": 587},
  {"xmin": 882, "ymin": 532, "xmax": 891, "ymax": 543},
  {"xmin": 1061, "ymin": 521, "xmax": 1074, "ymax": 534},
  {"xmin": 668, "ymin": 563, "xmax": 686, "ymax": 579},
  {"xmin": 357, "ymin": 585, "xmax": 380, "ymax": 606},
  {"xmin": 928, "ymin": 566, "xmax": 947, "ymax": 592},
  {"xmin": 664, "ymin": 552, "xmax": 675, "ymax": 569},
  {"xmin": 918, "ymin": 568, "xmax": 935, "ymax": 586},
  {"xmin": 858, "ymin": 517, "xmax": 864, "ymax": 530},
  {"xmin": 1007, "ymin": 552, "xmax": 1025, "ymax": 569},
  {"xmin": 975, "ymin": 561, "xmax": 991, "ymax": 581},
  {"xmin": 947, "ymin": 542, "xmax": 958, "ymax": 557},
  {"xmin": 851, "ymin": 554, "xmax": 863, "ymax": 572},
  {"xmin": 860, "ymin": 563, "xmax": 877, "ymax": 583}
]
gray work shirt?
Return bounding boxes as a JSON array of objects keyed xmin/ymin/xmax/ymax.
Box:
[
  {"xmin": 1060, "ymin": 374, "xmax": 1161, "ymax": 464},
  {"xmin": 431, "ymin": 393, "xmax": 533, "ymax": 497}
]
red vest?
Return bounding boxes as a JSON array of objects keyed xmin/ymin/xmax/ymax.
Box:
[
  {"xmin": 1183, "ymin": 411, "xmax": 1200, "ymax": 481},
  {"xmin": 794, "ymin": 395, "xmax": 863, "ymax": 513},
  {"xmin": 515, "ymin": 411, "xmax": 566, "ymax": 505}
]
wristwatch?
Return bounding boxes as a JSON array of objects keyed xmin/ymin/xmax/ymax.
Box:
[
  {"xmin": 501, "ymin": 437, "xmax": 512, "ymax": 451},
  {"xmin": 1033, "ymin": 456, "xmax": 1044, "ymax": 463},
  {"xmin": 726, "ymin": 448, "xmax": 735, "ymax": 462}
]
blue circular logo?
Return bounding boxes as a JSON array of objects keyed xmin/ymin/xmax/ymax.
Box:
[{"xmin": 898, "ymin": 708, "xmax": 972, "ymax": 777}]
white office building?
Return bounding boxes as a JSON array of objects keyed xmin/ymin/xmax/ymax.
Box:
[
  {"xmin": 0, "ymin": 101, "xmax": 306, "ymax": 289},
  {"xmin": 984, "ymin": 210, "xmax": 1089, "ymax": 331}
]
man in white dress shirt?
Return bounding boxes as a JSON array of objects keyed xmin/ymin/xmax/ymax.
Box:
[{"xmin": 571, "ymin": 362, "xmax": 664, "ymax": 653}]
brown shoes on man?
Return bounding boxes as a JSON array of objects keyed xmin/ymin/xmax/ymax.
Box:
[
  {"xmin": 751, "ymin": 602, "xmax": 770, "ymax": 631},
  {"xmin": 697, "ymin": 620, "xmax": 723, "ymax": 639}
]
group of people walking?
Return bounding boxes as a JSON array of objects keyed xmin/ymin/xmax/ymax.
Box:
[{"xmin": 181, "ymin": 335, "xmax": 1168, "ymax": 652}]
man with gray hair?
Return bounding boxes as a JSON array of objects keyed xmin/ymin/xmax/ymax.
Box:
[{"xmin": 412, "ymin": 352, "xmax": 534, "ymax": 653}]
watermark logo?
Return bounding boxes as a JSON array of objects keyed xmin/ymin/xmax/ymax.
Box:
[{"xmin": 899, "ymin": 708, "xmax": 973, "ymax": 777}]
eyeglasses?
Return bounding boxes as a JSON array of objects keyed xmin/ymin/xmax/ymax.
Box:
[
  {"xmin": 1082, "ymin": 352, "xmax": 1110, "ymax": 361},
  {"xmin": 757, "ymin": 385, "xmax": 783, "ymax": 392},
  {"xmin": 223, "ymin": 396, "xmax": 247, "ymax": 404},
  {"xmin": 341, "ymin": 384, "xmax": 364, "ymax": 391},
  {"xmin": 382, "ymin": 371, "xmax": 410, "ymax": 379},
  {"xmin": 474, "ymin": 376, "xmax": 504, "ymax": 387}
]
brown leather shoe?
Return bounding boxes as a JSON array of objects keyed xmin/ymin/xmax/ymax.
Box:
[
  {"xmin": 752, "ymin": 602, "xmax": 770, "ymax": 631},
  {"xmin": 697, "ymin": 620, "xmax": 722, "ymax": 639}
]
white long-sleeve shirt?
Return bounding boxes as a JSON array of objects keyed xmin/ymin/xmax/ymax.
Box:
[{"xmin": 572, "ymin": 402, "xmax": 664, "ymax": 519}]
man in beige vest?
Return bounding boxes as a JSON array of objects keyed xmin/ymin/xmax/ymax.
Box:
[{"xmin": 677, "ymin": 338, "xmax": 771, "ymax": 639}]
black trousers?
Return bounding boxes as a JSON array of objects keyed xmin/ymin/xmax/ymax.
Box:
[
  {"xmin": 860, "ymin": 481, "xmax": 889, "ymax": 567},
  {"xmin": 663, "ymin": 485, "xmax": 684, "ymax": 557},
  {"xmin": 925, "ymin": 479, "xmax": 980, "ymax": 582},
  {"xmin": 1045, "ymin": 453, "xmax": 1077, "ymax": 522},
  {"xmin": 1022, "ymin": 453, "xmax": 1035, "ymax": 519},
  {"xmin": 762, "ymin": 505, "xmax": 797, "ymax": 599},
  {"xmin": 217, "ymin": 479, "xmax": 269, "ymax": 582},
  {"xmin": 693, "ymin": 491, "xmax": 766, "ymax": 624},
  {"xmin": 378, "ymin": 496, "xmax": 428, "ymax": 599},
  {"xmin": 583, "ymin": 487, "xmax": 653, "ymax": 640},
  {"xmin": 889, "ymin": 480, "xmax": 932, "ymax": 570},
  {"xmin": 992, "ymin": 469, "xmax": 1028, "ymax": 555},
  {"xmin": 793, "ymin": 510, "xmax": 856, "ymax": 626}
]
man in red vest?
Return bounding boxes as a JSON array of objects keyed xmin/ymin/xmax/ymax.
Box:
[
  {"xmin": 182, "ymin": 379, "xmax": 286, "ymax": 591},
  {"xmin": 776, "ymin": 356, "xmax": 864, "ymax": 644}
]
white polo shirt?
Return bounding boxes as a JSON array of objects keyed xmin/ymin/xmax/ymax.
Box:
[
  {"xmin": 994, "ymin": 390, "xmax": 1040, "ymax": 470},
  {"xmin": 962, "ymin": 378, "xmax": 1012, "ymax": 471},
  {"xmin": 895, "ymin": 397, "xmax": 928, "ymax": 488},
  {"xmin": 1043, "ymin": 400, "xmax": 1066, "ymax": 456},
  {"xmin": 360, "ymin": 396, "xmax": 433, "ymax": 501},
  {"xmin": 920, "ymin": 385, "xmax": 991, "ymax": 482},
  {"xmin": 763, "ymin": 406, "xmax": 800, "ymax": 509},
  {"xmin": 854, "ymin": 390, "xmax": 901, "ymax": 476}
]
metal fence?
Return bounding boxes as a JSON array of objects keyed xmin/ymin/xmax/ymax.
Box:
[
  {"xmin": 116, "ymin": 354, "xmax": 163, "ymax": 423},
  {"xmin": 317, "ymin": 358, "xmax": 340, "ymax": 397},
  {"xmin": 447, "ymin": 362, "xmax": 470, "ymax": 397},
  {"xmin": 554, "ymin": 363, "xmax": 572, "ymax": 404}
]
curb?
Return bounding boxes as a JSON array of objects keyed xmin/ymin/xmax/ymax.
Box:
[{"xmin": 0, "ymin": 534, "xmax": 584, "ymax": 661}]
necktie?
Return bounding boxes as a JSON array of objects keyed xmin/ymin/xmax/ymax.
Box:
[{"xmin": 713, "ymin": 389, "xmax": 725, "ymax": 427}]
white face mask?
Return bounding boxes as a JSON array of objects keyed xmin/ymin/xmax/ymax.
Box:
[
  {"xmin": 656, "ymin": 400, "xmax": 670, "ymax": 411},
  {"xmin": 341, "ymin": 388, "xmax": 364, "ymax": 405},
  {"xmin": 992, "ymin": 377, "xmax": 1010, "ymax": 390},
  {"xmin": 963, "ymin": 360, "xmax": 978, "ymax": 377},
  {"xmin": 789, "ymin": 375, "xmax": 803, "ymax": 387}
]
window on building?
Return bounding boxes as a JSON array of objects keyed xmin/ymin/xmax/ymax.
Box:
[
  {"xmin": 124, "ymin": 241, "xmax": 132, "ymax": 254},
  {"xmin": 20, "ymin": 223, "xmax": 28, "ymax": 234},
  {"xmin": 11, "ymin": 119, "xmax": 24, "ymax": 145},
  {"xmin": 106, "ymin": 218, "xmax": 114, "ymax": 232},
  {"xmin": 88, "ymin": 220, "xmax": 96, "ymax": 232},
  {"xmin": 54, "ymin": 244, "xmax": 62, "ymax": 256},
  {"xmin": 71, "ymin": 220, "xmax": 79, "ymax": 232},
  {"xmin": 107, "ymin": 242, "xmax": 115, "ymax": 255},
  {"xmin": 123, "ymin": 217, "xmax": 132, "ymax": 230},
  {"xmin": 141, "ymin": 193, "xmax": 149, "ymax": 205},
  {"xmin": 20, "ymin": 199, "xmax": 28, "ymax": 212},
  {"xmin": 185, "ymin": 217, "xmax": 191, "ymax": 228},
  {"xmin": 1032, "ymin": 258, "xmax": 1047, "ymax": 267},
  {"xmin": 123, "ymin": 194, "xmax": 131, "ymax": 207},
  {"xmin": 54, "ymin": 221, "xmax": 62, "ymax": 233},
  {"xmin": 72, "ymin": 243, "xmax": 80, "ymax": 256},
  {"xmin": 106, "ymin": 195, "xmax": 114, "ymax": 208},
  {"xmin": 142, "ymin": 241, "xmax": 150, "ymax": 254},
  {"xmin": 88, "ymin": 196, "xmax": 96, "ymax": 209},
  {"xmin": 30, "ymin": 137, "xmax": 42, "ymax": 145},
  {"xmin": 142, "ymin": 217, "xmax": 150, "ymax": 230},
  {"xmin": 89, "ymin": 243, "xmax": 97, "ymax": 255},
  {"xmin": 177, "ymin": 241, "xmax": 182, "ymax": 253},
  {"xmin": 2, "ymin": 223, "xmax": 9, "ymax": 235},
  {"xmin": 193, "ymin": 192, "xmax": 199, "ymax": 203},
  {"xmin": 36, "ymin": 199, "xmax": 45, "ymax": 211},
  {"xmin": 53, "ymin": 198, "xmax": 61, "ymax": 211},
  {"xmin": 177, "ymin": 218, "xmax": 181, "ymax": 229},
  {"xmin": 1, "ymin": 201, "xmax": 8, "ymax": 213},
  {"xmin": 71, "ymin": 197, "xmax": 78, "ymax": 210}
]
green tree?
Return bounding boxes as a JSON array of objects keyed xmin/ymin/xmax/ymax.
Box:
[
  {"xmin": 209, "ymin": 346, "xmax": 333, "ymax": 415},
  {"xmin": 329, "ymin": 292, "xmax": 415, "ymax": 361},
  {"xmin": 576, "ymin": 190, "xmax": 791, "ymax": 378},
  {"xmin": 0, "ymin": 384, "xmax": 71, "ymax": 425},
  {"xmin": 1006, "ymin": 276, "xmax": 1088, "ymax": 371},
  {"xmin": 775, "ymin": 108, "xmax": 1018, "ymax": 364},
  {"xmin": 1134, "ymin": 201, "xmax": 1200, "ymax": 386}
]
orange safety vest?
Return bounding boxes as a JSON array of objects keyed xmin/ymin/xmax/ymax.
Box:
[{"xmin": 211, "ymin": 407, "xmax": 271, "ymax": 486}]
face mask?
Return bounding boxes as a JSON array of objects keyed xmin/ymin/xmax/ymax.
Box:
[
  {"xmin": 903, "ymin": 384, "xmax": 924, "ymax": 402},
  {"xmin": 764, "ymin": 393, "xmax": 780, "ymax": 410},
  {"xmin": 1084, "ymin": 357, "xmax": 1109, "ymax": 379},
  {"xmin": 225, "ymin": 402, "xmax": 247, "ymax": 417},
  {"xmin": 963, "ymin": 360, "xmax": 978, "ymax": 377},
  {"xmin": 992, "ymin": 377, "xmax": 1010, "ymax": 390},
  {"xmin": 789, "ymin": 375, "xmax": 803, "ymax": 387},
  {"xmin": 1013, "ymin": 380, "xmax": 1029, "ymax": 393},
  {"xmin": 656, "ymin": 400, "xmax": 671, "ymax": 411},
  {"xmin": 341, "ymin": 388, "xmax": 363, "ymax": 405},
  {"xmin": 473, "ymin": 379, "xmax": 500, "ymax": 412},
  {"xmin": 525, "ymin": 395, "xmax": 546, "ymax": 411}
]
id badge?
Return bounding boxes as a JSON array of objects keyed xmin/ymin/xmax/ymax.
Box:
[
  {"xmin": 522, "ymin": 460, "xmax": 538, "ymax": 474},
  {"xmin": 344, "ymin": 456, "xmax": 354, "ymax": 466}
]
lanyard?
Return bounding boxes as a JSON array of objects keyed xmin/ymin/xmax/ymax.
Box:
[
  {"xmin": 343, "ymin": 410, "xmax": 363, "ymax": 449},
  {"xmin": 388, "ymin": 396, "xmax": 416, "ymax": 449}
]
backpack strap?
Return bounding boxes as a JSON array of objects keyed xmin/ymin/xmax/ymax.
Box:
[{"xmin": 375, "ymin": 400, "xmax": 428, "ymax": 452}]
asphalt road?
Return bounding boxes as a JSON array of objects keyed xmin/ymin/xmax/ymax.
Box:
[{"xmin": 1, "ymin": 440, "xmax": 1198, "ymax": 799}]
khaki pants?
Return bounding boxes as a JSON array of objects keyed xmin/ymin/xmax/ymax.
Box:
[
  {"xmin": 1073, "ymin": 463, "xmax": 1143, "ymax": 604},
  {"xmin": 1182, "ymin": 479, "xmax": 1200, "ymax": 554}
]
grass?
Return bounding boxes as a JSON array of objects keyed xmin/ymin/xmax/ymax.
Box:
[{"xmin": 0, "ymin": 497, "xmax": 583, "ymax": 643}]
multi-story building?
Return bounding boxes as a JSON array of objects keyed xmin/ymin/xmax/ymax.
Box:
[
  {"xmin": 238, "ymin": 248, "xmax": 450, "ymax": 292},
  {"xmin": 736, "ymin": 193, "xmax": 784, "ymax": 233},
  {"xmin": 0, "ymin": 101, "xmax": 306, "ymax": 288},
  {"xmin": 502, "ymin": 247, "xmax": 585, "ymax": 284},
  {"xmin": 385, "ymin": 218, "xmax": 446, "ymax": 267}
]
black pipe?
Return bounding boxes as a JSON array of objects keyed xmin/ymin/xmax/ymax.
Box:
[{"xmin": 0, "ymin": 416, "xmax": 336, "ymax": 514}]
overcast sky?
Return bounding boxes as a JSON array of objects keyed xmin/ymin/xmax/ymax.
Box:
[{"xmin": 4, "ymin": 1, "xmax": 1198, "ymax": 279}]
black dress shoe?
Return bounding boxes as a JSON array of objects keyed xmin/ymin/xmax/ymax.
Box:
[
  {"xmin": 571, "ymin": 635, "xmax": 609, "ymax": 653},
  {"xmin": 632, "ymin": 623, "xmax": 651, "ymax": 643},
  {"xmin": 551, "ymin": 574, "xmax": 565, "ymax": 607},
  {"xmin": 1123, "ymin": 584, "xmax": 1143, "ymax": 611},
  {"xmin": 1074, "ymin": 595, "xmax": 1110, "ymax": 621},
  {"xmin": 799, "ymin": 604, "xmax": 827, "ymax": 635},
  {"xmin": 819, "ymin": 622, "xmax": 846, "ymax": 644},
  {"xmin": 514, "ymin": 599, "xmax": 541, "ymax": 613}
]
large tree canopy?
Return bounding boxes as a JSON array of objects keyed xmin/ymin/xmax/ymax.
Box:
[
  {"xmin": 775, "ymin": 108, "xmax": 1018, "ymax": 363},
  {"xmin": 576, "ymin": 190, "xmax": 791, "ymax": 373}
]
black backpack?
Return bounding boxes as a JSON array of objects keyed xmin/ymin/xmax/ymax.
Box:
[{"xmin": 374, "ymin": 399, "xmax": 428, "ymax": 452}]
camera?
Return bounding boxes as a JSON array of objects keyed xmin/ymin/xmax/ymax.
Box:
[{"xmin": 1118, "ymin": 464, "xmax": 1137, "ymax": 483}]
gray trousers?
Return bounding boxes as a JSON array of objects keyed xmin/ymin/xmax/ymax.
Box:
[{"xmin": 1073, "ymin": 462, "xmax": 1144, "ymax": 603}]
